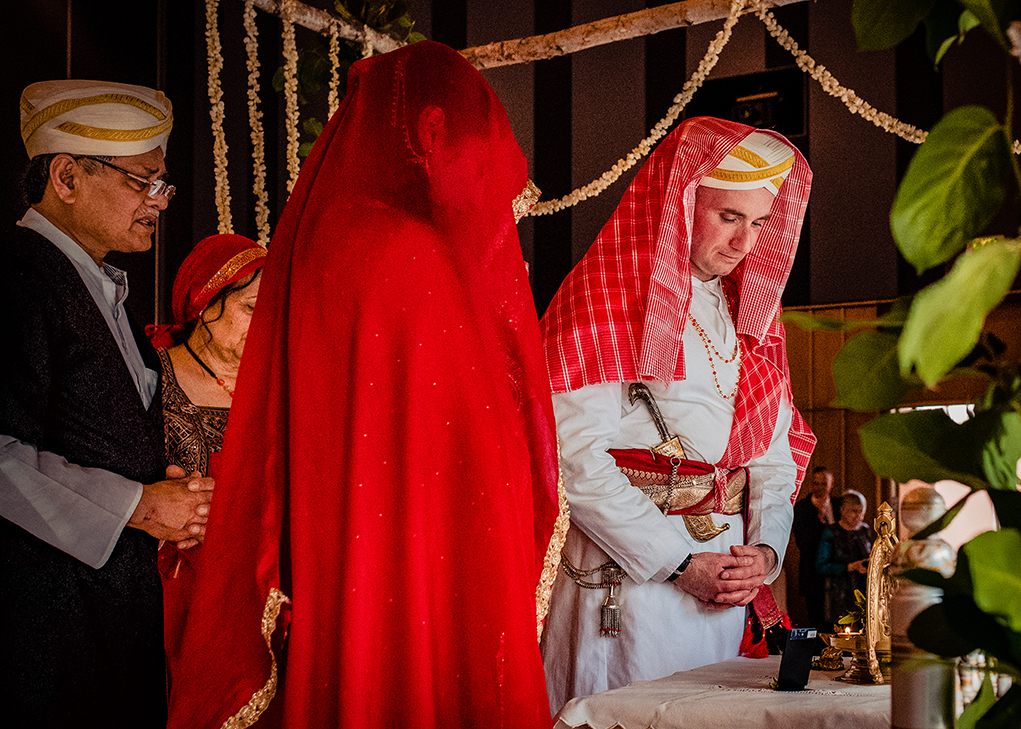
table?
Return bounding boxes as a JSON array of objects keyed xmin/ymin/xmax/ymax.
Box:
[{"xmin": 554, "ymin": 655, "xmax": 890, "ymax": 729}]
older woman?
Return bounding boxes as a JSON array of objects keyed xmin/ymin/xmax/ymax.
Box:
[
  {"xmin": 816, "ymin": 489, "xmax": 874, "ymax": 628},
  {"xmin": 150, "ymin": 234, "xmax": 266, "ymax": 472},
  {"xmin": 147, "ymin": 233, "xmax": 266, "ymax": 685}
]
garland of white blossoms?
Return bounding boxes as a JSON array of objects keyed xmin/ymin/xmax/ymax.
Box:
[
  {"xmin": 328, "ymin": 21, "xmax": 342, "ymax": 118},
  {"xmin": 236, "ymin": 0, "xmax": 1021, "ymax": 227},
  {"xmin": 206, "ymin": 0, "xmax": 234, "ymax": 234},
  {"xmin": 530, "ymin": 0, "xmax": 744, "ymax": 216},
  {"xmin": 752, "ymin": 2, "xmax": 927, "ymax": 144},
  {"xmin": 281, "ymin": 0, "xmax": 302, "ymax": 194},
  {"xmin": 243, "ymin": 0, "xmax": 271, "ymax": 245}
]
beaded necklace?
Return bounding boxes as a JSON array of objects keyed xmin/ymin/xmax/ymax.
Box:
[
  {"xmin": 184, "ymin": 342, "xmax": 235, "ymax": 398},
  {"xmin": 687, "ymin": 287, "xmax": 742, "ymax": 400}
]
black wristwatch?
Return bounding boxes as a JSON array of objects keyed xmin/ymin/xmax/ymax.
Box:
[{"xmin": 666, "ymin": 553, "xmax": 693, "ymax": 582}]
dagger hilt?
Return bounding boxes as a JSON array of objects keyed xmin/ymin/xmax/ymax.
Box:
[{"xmin": 628, "ymin": 383, "xmax": 673, "ymax": 445}]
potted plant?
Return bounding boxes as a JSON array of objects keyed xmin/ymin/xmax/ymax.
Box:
[{"xmin": 786, "ymin": 1, "xmax": 1021, "ymax": 726}]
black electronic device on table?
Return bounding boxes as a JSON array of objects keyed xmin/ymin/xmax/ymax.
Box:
[{"xmin": 775, "ymin": 627, "xmax": 817, "ymax": 691}]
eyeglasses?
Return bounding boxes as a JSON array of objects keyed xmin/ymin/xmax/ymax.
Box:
[{"xmin": 74, "ymin": 155, "xmax": 176, "ymax": 201}]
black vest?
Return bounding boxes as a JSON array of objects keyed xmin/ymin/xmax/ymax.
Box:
[{"xmin": 0, "ymin": 224, "xmax": 169, "ymax": 728}]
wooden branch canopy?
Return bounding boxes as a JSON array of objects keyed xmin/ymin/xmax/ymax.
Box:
[
  {"xmin": 461, "ymin": 0, "xmax": 809, "ymax": 69},
  {"xmin": 252, "ymin": 0, "xmax": 811, "ymax": 69}
]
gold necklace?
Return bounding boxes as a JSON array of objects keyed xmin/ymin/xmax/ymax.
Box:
[{"xmin": 687, "ymin": 313, "xmax": 742, "ymax": 400}]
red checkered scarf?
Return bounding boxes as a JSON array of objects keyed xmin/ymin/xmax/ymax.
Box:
[{"xmin": 541, "ymin": 117, "xmax": 815, "ymax": 489}]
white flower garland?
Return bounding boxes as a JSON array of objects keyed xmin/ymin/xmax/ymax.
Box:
[
  {"xmin": 328, "ymin": 21, "xmax": 341, "ymax": 118},
  {"xmin": 206, "ymin": 0, "xmax": 234, "ymax": 234},
  {"xmin": 281, "ymin": 0, "xmax": 301, "ymax": 194},
  {"xmin": 243, "ymin": 0, "xmax": 271, "ymax": 245},
  {"xmin": 531, "ymin": 0, "xmax": 745, "ymax": 216},
  {"xmin": 752, "ymin": 2, "xmax": 927, "ymax": 144}
]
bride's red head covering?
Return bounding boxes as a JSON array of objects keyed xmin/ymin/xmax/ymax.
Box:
[
  {"xmin": 167, "ymin": 41, "xmax": 558, "ymax": 729},
  {"xmin": 147, "ymin": 233, "xmax": 266, "ymax": 348}
]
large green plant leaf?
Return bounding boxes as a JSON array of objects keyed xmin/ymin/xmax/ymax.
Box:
[
  {"xmin": 958, "ymin": 0, "xmax": 1012, "ymax": 50},
  {"xmin": 958, "ymin": 673, "xmax": 999, "ymax": 729},
  {"xmin": 852, "ymin": 0, "xmax": 937, "ymax": 50},
  {"xmin": 891, "ymin": 106, "xmax": 1010, "ymax": 272},
  {"xmin": 965, "ymin": 529, "xmax": 1021, "ymax": 633},
  {"xmin": 859, "ymin": 409, "xmax": 989, "ymax": 488},
  {"xmin": 832, "ymin": 331, "xmax": 917, "ymax": 410},
  {"xmin": 977, "ymin": 410, "xmax": 1021, "ymax": 490},
  {"xmin": 977, "ymin": 684, "xmax": 1021, "ymax": 729},
  {"xmin": 782, "ymin": 296, "xmax": 911, "ymax": 333},
  {"xmin": 988, "ymin": 489, "xmax": 1021, "ymax": 531},
  {"xmin": 899, "ymin": 238, "xmax": 1021, "ymax": 385},
  {"xmin": 907, "ymin": 601, "xmax": 979, "ymax": 657}
]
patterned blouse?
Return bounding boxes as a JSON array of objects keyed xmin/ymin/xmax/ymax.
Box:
[{"xmin": 157, "ymin": 348, "xmax": 229, "ymax": 475}]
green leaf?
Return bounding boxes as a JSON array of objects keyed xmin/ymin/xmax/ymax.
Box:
[
  {"xmin": 910, "ymin": 490, "xmax": 973, "ymax": 541},
  {"xmin": 958, "ymin": 0, "xmax": 1012, "ymax": 51},
  {"xmin": 908, "ymin": 602, "xmax": 978, "ymax": 657},
  {"xmin": 976, "ymin": 409, "xmax": 1021, "ymax": 490},
  {"xmin": 988, "ymin": 489, "xmax": 1021, "ymax": 531},
  {"xmin": 924, "ymin": 0, "xmax": 967, "ymax": 64},
  {"xmin": 852, "ymin": 0, "xmax": 937, "ymax": 51},
  {"xmin": 298, "ymin": 142, "xmax": 315, "ymax": 158},
  {"xmin": 782, "ymin": 298, "xmax": 911, "ymax": 333},
  {"xmin": 899, "ymin": 238, "xmax": 1021, "ymax": 385},
  {"xmin": 891, "ymin": 106, "xmax": 1010, "ymax": 272},
  {"xmin": 976, "ymin": 684, "xmax": 1021, "ymax": 729},
  {"xmin": 964, "ymin": 529, "xmax": 1021, "ymax": 633},
  {"xmin": 858, "ymin": 409, "xmax": 990, "ymax": 489},
  {"xmin": 833, "ymin": 331, "xmax": 918, "ymax": 410},
  {"xmin": 303, "ymin": 117, "xmax": 324, "ymax": 137},
  {"xmin": 958, "ymin": 673, "xmax": 999, "ymax": 729}
]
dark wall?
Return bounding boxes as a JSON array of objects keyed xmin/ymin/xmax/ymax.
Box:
[{"xmin": 3, "ymin": 0, "xmax": 1016, "ymax": 325}]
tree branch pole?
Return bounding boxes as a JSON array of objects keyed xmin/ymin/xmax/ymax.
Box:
[
  {"xmin": 251, "ymin": 0, "xmax": 812, "ymax": 69},
  {"xmin": 461, "ymin": 0, "xmax": 810, "ymax": 69}
]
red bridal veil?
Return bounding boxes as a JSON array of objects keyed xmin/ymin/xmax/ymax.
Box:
[{"xmin": 167, "ymin": 41, "xmax": 559, "ymax": 728}]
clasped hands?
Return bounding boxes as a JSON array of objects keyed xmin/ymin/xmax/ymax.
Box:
[
  {"xmin": 671, "ymin": 544, "xmax": 776, "ymax": 610},
  {"xmin": 128, "ymin": 464, "xmax": 214, "ymax": 549}
]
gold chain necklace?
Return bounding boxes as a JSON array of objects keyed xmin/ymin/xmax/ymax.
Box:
[{"xmin": 687, "ymin": 313, "xmax": 742, "ymax": 400}]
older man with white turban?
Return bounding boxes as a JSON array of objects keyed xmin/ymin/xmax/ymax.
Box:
[
  {"xmin": 540, "ymin": 116, "xmax": 816, "ymax": 714},
  {"xmin": 0, "ymin": 80, "xmax": 212, "ymax": 728}
]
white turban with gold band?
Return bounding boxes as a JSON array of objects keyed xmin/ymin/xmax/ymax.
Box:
[
  {"xmin": 20, "ymin": 80, "xmax": 173, "ymax": 159},
  {"xmin": 699, "ymin": 130, "xmax": 795, "ymax": 196}
]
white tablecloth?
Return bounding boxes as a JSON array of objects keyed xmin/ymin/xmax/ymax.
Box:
[{"xmin": 554, "ymin": 655, "xmax": 890, "ymax": 729}]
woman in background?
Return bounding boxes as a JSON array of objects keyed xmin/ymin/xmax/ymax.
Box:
[
  {"xmin": 816, "ymin": 489, "xmax": 873, "ymax": 628},
  {"xmin": 147, "ymin": 233, "xmax": 266, "ymax": 686}
]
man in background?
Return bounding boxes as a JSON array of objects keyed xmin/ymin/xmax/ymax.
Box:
[{"xmin": 792, "ymin": 465, "xmax": 841, "ymax": 629}]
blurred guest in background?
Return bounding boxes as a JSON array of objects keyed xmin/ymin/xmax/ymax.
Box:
[
  {"xmin": 791, "ymin": 465, "xmax": 840, "ymax": 628},
  {"xmin": 816, "ymin": 489, "xmax": 873, "ymax": 628}
]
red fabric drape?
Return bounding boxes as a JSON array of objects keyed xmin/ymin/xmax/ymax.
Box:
[{"xmin": 167, "ymin": 41, "xmax": 558, "ymax": 728}]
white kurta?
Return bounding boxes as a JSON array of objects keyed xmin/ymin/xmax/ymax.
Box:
[{"xmin": 541, "ymin": 276, "xmax": 797, "ymax": 714}]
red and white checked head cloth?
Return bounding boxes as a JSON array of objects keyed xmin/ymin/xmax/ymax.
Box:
[{"xmin": 541, "ymin": 117, "xmax": 816, "ymax": 487}]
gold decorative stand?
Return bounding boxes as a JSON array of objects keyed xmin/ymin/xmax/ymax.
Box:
[{"xmin": 820, "ymin": 502, "xmax": 897, "ymax": 685}]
